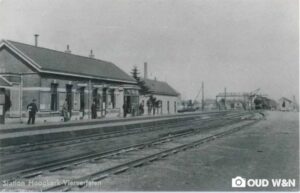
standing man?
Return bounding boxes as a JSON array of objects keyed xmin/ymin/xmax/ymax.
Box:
[
  {"xmin": 27, "ymin": 99, "xmax": 38, "ymax": 124},
  {"xmin": 4, "ymin": 93, "xmax": 11, "ymax": 113},
  {"xmin": 139, "ymin": 101, "xmax": 144, "ymax": 116},
  {"xmin": 62, "ymin": 99, "xmax": 69, "ymax": 122},
  {"xmin": 147, "ymin": 99, "xmax": 151, "ymax": 115},
  {"xmin": 122, "ymin": 103, "xmax": 127, "ymax": 118}
]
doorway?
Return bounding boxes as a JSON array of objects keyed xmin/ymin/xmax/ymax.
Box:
[
  {"xmin": 79, "ymin": 87, "xmax": 85, "ymax": 117},
  {"xmin": 66, "ymin": 84, "xmax": 73, "ymax": 116}
]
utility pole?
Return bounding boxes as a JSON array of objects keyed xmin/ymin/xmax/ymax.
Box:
[
  {"xmin": 19, "ymin": 73, "xmax": 23, "ymax": 123},
  {"xmin": 292, "ymin": 95, "xmax": 298, "ymax": 111},
  {"xmin": 224, "ymin": 87, "xmax": 227, "ymax": 110},
  {"xmin": 201, "ymin": 82, "xmax": 204, "ymax": 111},
  {"xmin": 216, "ymin": 96, "xmax": 220, "ymax": 111}
]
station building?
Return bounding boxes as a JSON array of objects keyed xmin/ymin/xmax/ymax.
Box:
[{"xmin": 0, "ymin": 39, "xmax": 139, "ymax": 123}]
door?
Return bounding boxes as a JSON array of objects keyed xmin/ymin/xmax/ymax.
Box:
[
  {"xmin": 124, "ymin": 96, "xmax": 131, "ymax": 113},
  {"xmin": 66, "ymin": 85, "xmax": 73, "ymax": 116},
  {"xmin": 79, "ymin": 87, "xmax": 85, "ymax": 116}
]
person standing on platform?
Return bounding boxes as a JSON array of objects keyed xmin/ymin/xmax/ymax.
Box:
[
  {"xmin": 91, "ymin": 100, "xmax": 97, "ymax": 119},
  {"xmin": 27, "ymin": 99, "xmax": 38, "ymax": 124},
  {"xmin": 62, "ymin": 99, "xmax": 69, "ymax": 122},
  {"xmin": 4, "ymin": 93, "xmax": 11, "ymax": 113},
  {"xmin": 139, "ymin": 102, "xmax": 144, "ymax": 116},
  {"xmin": 123, "ymin": 103, "xmax": 127, "ymax": 118}
]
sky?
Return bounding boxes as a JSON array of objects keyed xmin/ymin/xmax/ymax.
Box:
[{"xmin": 0, "ymin": 0, "xmax": 298, "ymax": 101}]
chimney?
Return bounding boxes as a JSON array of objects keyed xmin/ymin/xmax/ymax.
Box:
[
  {"xmin": 65, "ymin": 45, "xmax": 72, "ymax": 54},
  {"xmin": 144, "ymin": 62, "xmax": 148, "ymax": 79},
  {"xmin": 34, "ymin": 34, "xmax": 39, "ymax": 47},
  {"xmin": 89, "ymin": 49, "xmax": 94, "ymax": 58}
]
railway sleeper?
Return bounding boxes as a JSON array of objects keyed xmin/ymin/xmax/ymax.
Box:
[
  {"xmin": 49, "ymin": 166, "xmax": 68, "ymax": 172},
  {"xmin": 92, "ymin": 174, "xmax": 109, "ymax": 182},
  {"xmin": 113, "ymin": 166, "xmax": 129, "ymax": 174},
  {"xmin": 22, "ymin": 171, "xmax": 42, "ymax": 179}
]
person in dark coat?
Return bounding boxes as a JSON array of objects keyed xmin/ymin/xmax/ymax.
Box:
[
  {"xmin": 139, "ymin": 102, "xmax": 144, "ymax": 116},
  {"xmin": 4, "ymin": 94, "xmax": 11, "ymax": 112},
  {"xmin": 62, "ymin": 99, "xmax": 69, "ymax": 122},
  {"xmin": 122, "ymin": 103, "xmax": 127, "ymax": 118},
  {"xmin": 91, "ymin": 100, "xmax": 97, "ymax": 119},
  {"xmin": 27, "ymin": 99, "xmax": 38, "ymax": 124}
]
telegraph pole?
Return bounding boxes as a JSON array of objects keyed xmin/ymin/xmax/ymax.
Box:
[
  {"xmin": 224, "ymin": 87, "xmax": 227, "ymax": 110},
  {"xmin": 201, "ymin": 82, "xmax": 204, "ymax": 111},
  {"xmin": 20, "ymin": 74, "xmax": 23, "ymax": 123}
]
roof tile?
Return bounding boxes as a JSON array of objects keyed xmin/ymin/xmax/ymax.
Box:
[
  {"xmin": 144, "ymin": 78, "xmax": 179, "ymax": 96},
  {"xmin": 7, "ymin": 41, "xmax": 135, "ymax": 83}
]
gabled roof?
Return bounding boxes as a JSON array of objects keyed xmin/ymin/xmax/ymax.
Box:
[
  {"xmin": 143, "ymin": 78, "xmax": 179, "ymax": 96},
  {"xmin": 279, "ymin": 97, "xmax": 292, "ymax": 103},
  {"xmin": 1, "ymin": 40, "xmax": 136, "ymax": 83}
]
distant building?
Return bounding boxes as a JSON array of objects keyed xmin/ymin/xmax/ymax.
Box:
[
  {"xmin": 139, "ymin": 63, "xmax": 180, "ymax": 115},
  {"xmin": 278, "ymin": 97, "xmax": 298, "ymax": 111},
  {"xmin": 0, "ymin": 39, "xmax": 139, "ymax": 123},
  {"xmin": 253, "ymin": 96, "xmax": 277, "ymax": 110},
  {"xmin": 216, "ymin": 92, "xmax": 251, "ymax": 110}
]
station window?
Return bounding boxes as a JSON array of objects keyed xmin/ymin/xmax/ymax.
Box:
[
  {"xmin": 66, "ymin": 84, "xmax": 73, "ymax": 111},
  {"xmin": 110, "ymin": 89, "xmax": 115, "ymax": 108},
  {"xmin": 92, "ymin": 88, "xmax": 100, "ymax": 110},
  {"xmin": 79, "ymin": 87, "xmax": 85, "ymax": 111},
  {"xmin": 50, "ymin": 83, "xmax": 58, "ymax": 111}
]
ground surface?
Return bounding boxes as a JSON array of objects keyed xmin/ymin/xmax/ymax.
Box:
[{"xmin": 85, "ymin": 111, "xmax": 299, "ymax": 191}]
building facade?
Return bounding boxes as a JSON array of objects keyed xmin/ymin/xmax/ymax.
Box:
[
  {"xmin": 0, "ymin": 39, "xmax": 139, "ymax": 123},
  {"xmin": 278, "ymin": 97, "xmax": 298, "ymax": 111},
  {"xmin": 137, "ymin": 62, "xmax": 180, "ymax": 115},
  {"xmin": 140, "ymin": 78, "xmax": 180, "ymax": 115}
]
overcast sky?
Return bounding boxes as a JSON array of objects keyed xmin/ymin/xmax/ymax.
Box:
[{"xmin": 0, "ymin": 0, "xmax": 298, "ymax": 101}]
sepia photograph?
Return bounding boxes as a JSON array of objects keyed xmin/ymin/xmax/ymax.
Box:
[{"xmin": 0, "ymin": 0, "xmax": 299, "ymax": 192}]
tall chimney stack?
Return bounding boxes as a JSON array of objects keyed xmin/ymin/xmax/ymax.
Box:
[
  {"xmin": 89, "ymin": 50, "xmax": 95, "ymax": 58},
  {"xmin": 34, "ymin": 34, "xmax": 39, "ymax": 47},
  {"xmin": 144, "ymin": 62, "xmax": 148, "ymax": 79},
  {"xmin": 65, "ymin": 45, "xmax": 71, "ymax": 54},
  {"xmin": 65, "ymin": 44, "xmax": 71, "ymax": 54}
]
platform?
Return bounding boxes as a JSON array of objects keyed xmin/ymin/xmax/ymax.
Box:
[{"xmin": 0, "ymin": 111, "xmax": 225, "ymax": 147}]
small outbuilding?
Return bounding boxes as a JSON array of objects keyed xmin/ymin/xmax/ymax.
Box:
[
  {"xmin": 278, "ymin": 97, "xmax": 298, "ymax": 112},
  {"xmin": 139, "ymin": 63, "xmax": 180, "ymax": 115}
]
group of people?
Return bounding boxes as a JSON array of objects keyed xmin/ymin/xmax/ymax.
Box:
[
  {"xmin": 122, "ymin": 102, "xmax": 145, "ymax": 118},
  {"xmin": 24, "ymin": 98, "xmax": 148, "ymax": 125},
  {"xmin": 26, "ymin": 99, "xmax": 98, "ymax": 125}
]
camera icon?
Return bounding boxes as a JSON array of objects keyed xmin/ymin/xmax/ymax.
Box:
[{"xmin": 232, "ymin": 176, "xmax": 246, "ymax": 188}]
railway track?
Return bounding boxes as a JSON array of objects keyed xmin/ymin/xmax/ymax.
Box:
[
  {"xmin": 0, "ymin": 111, "xmax": 246, "ymax": 177},
  {"xmin": 45, "ymin": 114, "xmax": 260, "ymax": 192},
  {"xmin": 0, "ymin": 111, "xmax": 262, "ymax": 191},
  {"xmin": 0, "ymin": 111, "xmax": 249, "ymax": 177}
]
